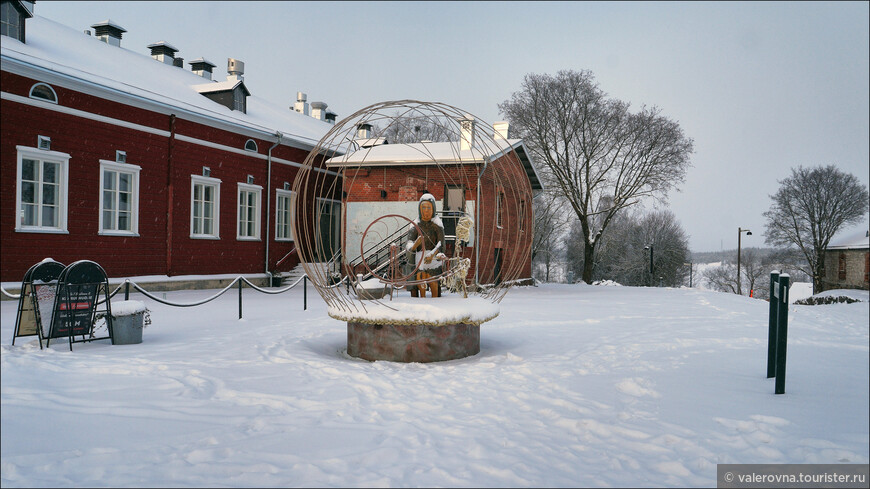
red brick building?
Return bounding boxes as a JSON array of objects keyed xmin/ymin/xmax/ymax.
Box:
[
  {"xmin": 327, "ymin": 120, "xmax": 542, "ymax": 286},
  {"xmin": 1, "ymin": 3, "xmax": 340, "ymax": 285}
]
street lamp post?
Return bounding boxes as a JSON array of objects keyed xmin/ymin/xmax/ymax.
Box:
[
  {"xmin": 644, "ymin": 244, "xmax": 654, "ymax": 286},
  {"xmin": 737, "ymin": 227, "xmax": 752, "ymax": 295}
]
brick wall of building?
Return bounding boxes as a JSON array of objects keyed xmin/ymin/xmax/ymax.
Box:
[
  {"xmin": 339, "ymin": 148, "xmax": 534, "ymax": 286},
  {"xmin": 1, "ymin": 71, "xmax": 326, "ymax": 282},
  {"xmin": 821, "ymin": 248, "xmax": 870, "ymax": 291}
]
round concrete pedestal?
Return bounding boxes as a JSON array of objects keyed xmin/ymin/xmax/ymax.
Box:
[{"xmin": 347, "ymin": 321, "xmax": 480, "ymax": 363}]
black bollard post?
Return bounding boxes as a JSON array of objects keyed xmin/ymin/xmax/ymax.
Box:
[
  {"xmin": 238, "ymin": 279, "xmax": 243, "ymax": 320},
  {"xmin": 767, "ymin": 270, "xmax": 780, "ymax": 378},
  {"xmin": 124, "ymin": 280, "xmax": 130, "ymax": 301},
  {"xmin": 775, "ymin": 274, "xmax": 790, "ymax": 394},
  {"xmin": 303, "ymin": 276, "xmax": 307, "ymax": 311}
]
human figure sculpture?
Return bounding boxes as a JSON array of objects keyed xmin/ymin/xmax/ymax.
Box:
[{"xmin": 406, "ymin": 193, "xmax": 446, "ymax": 298}]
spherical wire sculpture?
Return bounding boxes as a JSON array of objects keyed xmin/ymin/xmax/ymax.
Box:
[{"xmin": 291, "ymin": 100, "xmax": 534, "ymax": 324}]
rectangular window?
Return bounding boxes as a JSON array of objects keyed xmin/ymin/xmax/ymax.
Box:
[
  {"xmin": 99, "ymin": 160, "xmax": 140, "ymax": 235},
  {"xmin": 519, "ymin": 199, "xmax": 526, "ymax": 233},
  {"xmin": 276, "ymin": 189, "xmax": 294, "ymax": 241},
  {"xmin": 838, "ymin": 253, "xmax": 847, "ymax": 281},
  {"xmin": 864, "ymin": 253, "xmax": 869, "ymax": 284},
  {"xmin": 190, "ymin": 175, "xmax": 221, "ymax": 239},
  {"xmin": 237, "ymin": 183, "xmax": 262, "ymax": 240},
  {"xmin": 16, "ymin": 146, "xmax": 70, "ymax": 233},
  {"xmin": 496, "ymin": 190, "xmax": 505, "ymax": 228}
]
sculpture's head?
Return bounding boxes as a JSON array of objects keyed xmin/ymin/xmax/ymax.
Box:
[{"xmin": 418, "ymin": 193, "xmax": 436, "ymax": 222}]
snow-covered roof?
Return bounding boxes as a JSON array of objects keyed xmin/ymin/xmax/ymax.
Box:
[
  {"xmin": 192, "ymin": 78, "xmax": 248, "ymax": 95},
  {"xmin": 90, "ymin": 19, "xmax": 126, "ymax": 32},
  {"xmin": 146, "ymin": 40, "xmax": 178, "ymax": 52},
  {"xmin": 828, "ymin": 229, "xmax": 870, "ymax": 250},
  {"xmin": 1, "ymin": 15, "xmax": 334, "ymax": 150},
  {"xmin": 325, "ymin": 138, "xmax": 543, "ymax": 190},
  {"xmin": 189, "ymin": 57, "xmax": 216, "ymax": 67}
]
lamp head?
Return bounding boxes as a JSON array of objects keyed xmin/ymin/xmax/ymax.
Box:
[{"xmin": 747, "ymin": 231, "xmax": 752, "ymax": 236}]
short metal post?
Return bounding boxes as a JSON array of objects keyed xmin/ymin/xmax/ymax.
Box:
[
  {"xmin": 767, "ymin": 270, "xmax": 780, "ymax": 378},
  {"xmin": 775, "ymin": 274, "xmax": 790, "ymax": 394},
  {"xmin": 238, "ymin": 279, "xmax": 243, "ymax": 320},
  {"xmin": 304, "ymin": 276, "xmax": 308, "ymax": 311},
  {"xmin": 124, "ymin": 280, "xmax": 130, "ymax": 301}
]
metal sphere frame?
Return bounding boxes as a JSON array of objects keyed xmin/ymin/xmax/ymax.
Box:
[{"xmin": 290, "ymin": 100, "xmax": 534, "ymax": 316}]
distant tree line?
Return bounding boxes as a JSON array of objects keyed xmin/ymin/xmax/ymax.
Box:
[
  {"xmin": 510, "ymin": 72, "xmax": 867, "ymax": 294},
  {"xmin": 700, "ymin": 247, "xmax": 810, "ymax": 299}
]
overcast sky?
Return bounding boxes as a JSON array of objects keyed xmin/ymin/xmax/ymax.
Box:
[{"xmin": 35, "ymin": 1, "xmax": 869, "ymax": 252}]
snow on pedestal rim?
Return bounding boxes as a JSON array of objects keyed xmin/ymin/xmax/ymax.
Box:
[{"xmin": 327, "ymin": 296, "xmax": 500, "ymax": 326}]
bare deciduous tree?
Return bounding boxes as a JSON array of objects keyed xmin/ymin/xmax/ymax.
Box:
[
  {"xmin": 567, "ymin": 208, "xmax": 690, "ymax": 287},
  {"xmin": 763, "ymin": 165, "xmax": 868, "ymax": 294},
  {"xmin": 702, "ymin": 247, "xmax": 809, "ymax": 299},
  {"xmin": 738, "ymin": 248, "xmax": 769, "ymax": 298},
  {"xmin": 374, "ymin": 116, "xmax": 457, "ymax": 144},
  {"xmin": 703, "ymin": 263, "xmax": 739, "ymax": 294},
  {"xmin": 500, "ymin": 70, "xmax": 694, "ymax": 283},
  {"xmin": 532, "ymin": 188, "xmax": 570, "ymax": 282}
]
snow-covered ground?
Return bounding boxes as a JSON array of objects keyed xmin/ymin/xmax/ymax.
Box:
[{"xmin": 2, "ymin": 283, "xmax": 867, "ymax": 487}]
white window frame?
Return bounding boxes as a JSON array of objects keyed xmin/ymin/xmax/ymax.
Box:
[
  {"xmin": 99, "ymin": 160, "xmax": 140, "ymax": 236},
  {"xmin": 29, "ymin": 83, "xmax": 58, "ymax": 104},
  {"xmin": 190, "ymin": 175, "xmax": 221, "ymax": 239},
  {"xmin": 15, "ymin": 145, "xmax": 70, "ymax": 234},
  {"xmin": 236, "ymin": 182, "xmax": 262, "ymax": 241},
  {"xmin": 275, "ymin": 189, "xmax": 294, "ymax": 242}
]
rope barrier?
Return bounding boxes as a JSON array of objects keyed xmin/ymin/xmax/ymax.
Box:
[
  {"xmin": 239, "ymin": 275, "xmax": 306, "ymax": 294},
  {"xmin": 129, "ymin": 278, "xmax": 241, "ymax": 307},
  {"xmin": 127, "ymin": 274, "xmax": 310, "ymax": 307},
  {"xmin": 1, "ymin": 286, "xmax": 21, "ymax": 299},
  {"xmin": 6, "ymin": 272, "xmax": 313, "ymax": 318}
]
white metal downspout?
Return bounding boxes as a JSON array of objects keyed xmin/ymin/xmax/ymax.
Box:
[{"xmin": 265, "ymin": 132, "xmax": 283, "ymax": 284}]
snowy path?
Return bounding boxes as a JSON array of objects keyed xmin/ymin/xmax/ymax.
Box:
[{"xmin": 2, "ymin": 284, "xmax": 867, "ymax": 487}]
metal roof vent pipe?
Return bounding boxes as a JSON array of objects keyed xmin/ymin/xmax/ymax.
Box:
[
  {"xmin": 356, "ymin": 123, "xmax": 372, "ymax": 139},
  {"xmin": 91, "ymin": 20, "xmax": 126, "ymax": 47},
  {"xmin": 147, "ymin": 41, "xmax": 178, "ymax": 65},
  {"xmin": 190, "ymin": 58, "xmax": 216, "ymax": 80},
  {"xmin": 294, "ymin": 92, "xmax": 309, "ymax": 116},
  {"xmin": 310, "ymin": 101, "xmax": 328, "ymax": 121},
  {"xmin": 227, "ymin": 58, "xmax": 244, "ymax": 81}
]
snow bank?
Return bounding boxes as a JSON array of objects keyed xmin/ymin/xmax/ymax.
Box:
[
  {"xmin": 328, "ymin": 296, "xmax": 500, "ymax": 326},
  {"xmin": 2, "ymin": 285, "xmax": 867, "ymax": 487},
  {"xmin": 813, "ymin": 288, "xmax": 869, "ymax": 302}
]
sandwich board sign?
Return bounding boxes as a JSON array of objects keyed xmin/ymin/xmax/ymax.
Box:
[
  {"xmin": 46, "ymin": 260, "xmax": 114, "ymax": 351},
  {"xmin": 12, "ymin": 259, "xmax": 66, "ymax": 349}
]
